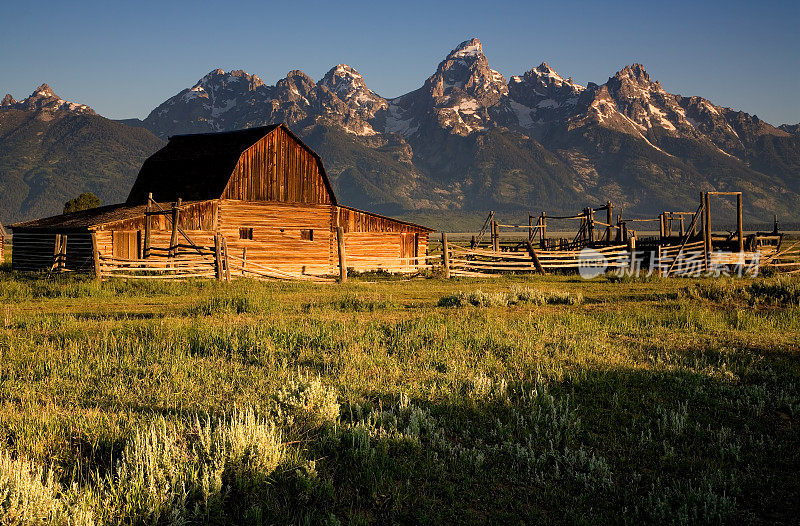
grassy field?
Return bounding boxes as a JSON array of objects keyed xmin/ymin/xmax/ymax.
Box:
[{"xmin": 1, "ymin": 257, "xmax": 799, "ymax": 524}]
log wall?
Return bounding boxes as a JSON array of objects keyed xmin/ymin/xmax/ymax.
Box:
[
  {"xmin": 217, "ymin": 200, "xmax": 334, "ymax": 275},
  {"xmin": 11, "ymin": 231, "xmax": 94, "ymax": 272}
]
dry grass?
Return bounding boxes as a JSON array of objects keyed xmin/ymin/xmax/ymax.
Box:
[{"xmin": 0, "ymin": 268, "xmax": 798, "ymax": 523}]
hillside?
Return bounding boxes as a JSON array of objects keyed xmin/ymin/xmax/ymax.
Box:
[{"xmin": 0, "ymin": 86, "xmax": 164, "ymax": 223}]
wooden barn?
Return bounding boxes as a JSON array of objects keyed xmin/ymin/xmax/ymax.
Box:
[{"xmin": 10, "ymin": 124, "xmax": 432, "ymax": 279}]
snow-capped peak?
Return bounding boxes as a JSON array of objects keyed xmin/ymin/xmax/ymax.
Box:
[
  {"xmin": 196, "ymin": 68, "xmax": 265, "ymax": 90},
  {"xmin": 448, "ymin": 38, "xmax": 483, "ymax": 59},
  {"xmin": 535, "ymin": 62, "xmax": 561, "ymax": 80},
  {"xmin": 318, "ymin": 64, "xmax": 387, "ymax": 121},
  {"xmin": 320, "ymin": 64, "xmax": 367, "ymax": 94},
  {"xmin": 0, "ymin": 83, "xmax": 95, "ymax": 115},
  {"xmin": 33, "ymin": 83, "xmax": 56, "ymax": 98},
  {"xmin": 615, "ymin": 63, "xmax": 651, "ymax": 83}
]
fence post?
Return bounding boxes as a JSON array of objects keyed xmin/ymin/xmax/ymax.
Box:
[
  {"xmin": 528, "ymin": 215, "xmax": 533, "ymax": 242},
  {"xmin": 91, "ymin": 232, "xmax": 102, "ymax": 281},
  {"xmin": 241, "ymin": 247, "xmax": 247, "ymax": 276},
  {"xmin": 144, "ymin": 192, "xmax": 152, "ymax": 258},
  {"xmin": 628, "ymin": 236, "xmax": 637, "ymax": 275},
  {"xmin": 336, "ymin": 226, "xmax": 347, "ymax": 283},
  {"xmin": 169, "ymin": 198, "xmax": 181, "ymax": 258},
  {"xmin": 524, "ymin": 241, "xmax": 546, "ymax": 275},
  {"xmin": 213, "ymin": 234, "xmax": 223, "ymax": 281},
  {"xmin": 703, "ymin": 192, "xmax": 710, "ymax": 272},
  {"xmin": 53, "ymin": 234, "xmax": 62, "ymax": 270},
  {"xmin": 737, "ymin": 193, "xmax": 744, "ymax": 253},
  {"xmin": 541, "ymin": 211, "xmax": 547, "ymax": 248},
  {"xmin": 606, "ymin": 201, "xmax": 613, "ymax": 242},
  {"xmin": 441, "ymin": 232, "xmax": 451, "ymax": 279},
  {"xmin": 222, "ymin": 236, "xmax": 231, "ymax": 282}
]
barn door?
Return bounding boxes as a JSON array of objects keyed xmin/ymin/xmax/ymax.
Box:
[
  {"xmin": 112, "ymin": 231, "xmax": 141, "ymax": 259},
  {"xmin": 400, "ymin": 233, "xmax": 415, "ymax": 269}
]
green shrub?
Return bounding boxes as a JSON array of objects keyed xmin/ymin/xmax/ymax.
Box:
[
  {"xmin": 105, "ymin": 408, "xmax": 285, "ymax": 524},
  {"xmin": 330, "ymin": 295, "xmax": 397, "ymax": 312},
  {"xmin": 273, "ymin": 375, "xmax": 340, "ymax": 430},
  {"xmin": 438, "ymin": 287, "xmax": 583, "ymax": 308},
  {"xmin": 684, "ymin": 276, "xmax": 800, "ymax": 307}
]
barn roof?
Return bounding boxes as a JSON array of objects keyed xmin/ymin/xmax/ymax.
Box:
[
  {"xmin": 10, "ymin": 201, "xmax": 202, "ymax": 231},
  {"xmin": 126, "ymin": 124, "xmax": 337, "ymax": 205}
]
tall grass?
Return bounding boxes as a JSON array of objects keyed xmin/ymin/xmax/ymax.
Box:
[{"xmin": 0, "ymin": 270, "xmax": 797, "ymax": 522}]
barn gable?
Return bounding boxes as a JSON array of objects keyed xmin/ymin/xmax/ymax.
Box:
[{"xmin": 126, "ymin": 124, "xmax": 336, "ymax": 205}]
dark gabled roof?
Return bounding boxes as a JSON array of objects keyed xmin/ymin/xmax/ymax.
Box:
[
  {"xmin": 10, "ymin": 201, "xmax": 203, "ymax": 231},
  {"xmin": 12, "ymin": 203, "xmax": 138, "ymax": 231},
  {"xmin": 126, "ymin": 124, "xmax": 282, "ymax": 204}
]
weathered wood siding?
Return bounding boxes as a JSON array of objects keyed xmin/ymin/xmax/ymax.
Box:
[
  {"xmin": 11, "ymin": 231, "xmax": 94, "ymax": 272},
  {"xmin": 222, "ymin": 127, "xmax": 332, "ymax": 205},
  {"xmin": 337, "ymin": 207, "xmax": 429, "ymax": 234},
  {"xmin": 342, "ymin": 232, "xmax": 429, "ymax": 272},
  {"xmin": 218, "ymin": 200, "xmax": 334, "ymax": 274},
  {"xmin": 93, "ymin": 201, "xmax": 219, "ymax": 258},
  {"xmin": 336, "ymin": 207, "xmax": 429, "ymax": 271}
]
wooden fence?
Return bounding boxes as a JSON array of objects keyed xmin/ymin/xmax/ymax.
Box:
[
  {"xmin": 442, "ymin": 234, "xmax": 632, "ymax": 277},
  {"xmin": 655, "ymin": 240, "xmax": 765, "ymax": 277},
  {"xmin": 88, "ymin": 229, "xmax": 800, "ymax": 283},
  {"xmin": 762, "ymin": 240, "xmax": 800, "ymax": 273}
]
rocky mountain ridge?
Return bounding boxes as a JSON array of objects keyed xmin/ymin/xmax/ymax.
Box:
[{"xmin": 3, "ymin": 38, "xmax": 799, "ymax": 226}]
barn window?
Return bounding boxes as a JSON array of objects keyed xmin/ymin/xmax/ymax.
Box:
[
  {"xmin": 239, "ymin": 227, "xmax": 253, "ymax": 240},
  {"xmin": 301, "ymin": 229, "xmax": 314, "ymax": 241}
]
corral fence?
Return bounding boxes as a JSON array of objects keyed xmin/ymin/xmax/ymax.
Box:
[
  {"xmin": 761, "ymin": 240, "xmax": 800, "ymax": 273},
  {"xmin": 94, "ymin": 233, "xmax": 342, "ymax": 283},
  {"xmin": 89, "ymin": 229, "xmax": 800, "ymax": 283},
  {"xmin": 444, "ymin": 240, "xmax": 632, "ymax": 277}
]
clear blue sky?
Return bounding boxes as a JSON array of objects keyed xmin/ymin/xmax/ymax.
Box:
[{"xmin": 2, "ymin": 0, "xmax": 798, "ymax": 125}]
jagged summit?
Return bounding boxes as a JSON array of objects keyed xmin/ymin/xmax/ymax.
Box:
[
  {"xmin": 0, "ymin": 83, "xmax": 94, "ymax": 114},
  {"xmin": 380, "ymin": 37, "xmax": 511, "ymax": 136},
  {"xmin": 195, "ymin": 68, "xmax": 265, "ymax": 91},
  {"xmin": 32, "ymin": 83, "xmax": 56, "ymax": 98},
  {"xmin": 319, "ymin": 64, "xmax": 387, "ymax": 117},
  {"xmin": 320, "ymin": 64, "xmax": 367, "ymax": 95},
  {"xmin": 448, "ymin": 38, "xmax": 483, "ymax": 59},
  {"xmin": 615, "ymin": 63, "xmax": 651, "ymax": 82}
]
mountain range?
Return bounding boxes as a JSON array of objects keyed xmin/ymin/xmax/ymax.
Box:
[{"xmin": 2, "ymin": 38, "xmax": 799, "ymax": 228}]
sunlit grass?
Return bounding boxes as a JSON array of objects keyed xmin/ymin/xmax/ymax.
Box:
[{"xmin": 0, "ymin": 270, "xmax": 798, "ymax": 523}]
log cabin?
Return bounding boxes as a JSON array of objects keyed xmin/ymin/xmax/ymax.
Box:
[{"xmin": 9, "ymin": 124, "xmax": 432, "ymax": 277}]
